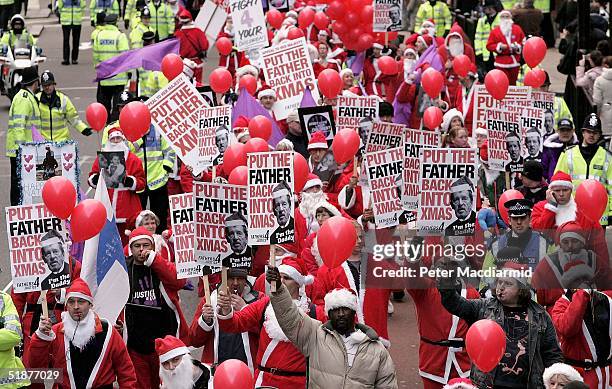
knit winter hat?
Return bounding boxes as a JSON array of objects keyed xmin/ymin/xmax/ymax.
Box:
[{"xmin": 522, "ymin": 160, "xmax": 543, "ymax": 182}]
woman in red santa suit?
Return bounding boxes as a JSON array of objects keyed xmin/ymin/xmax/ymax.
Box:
[
  {"xmin": 363, "ymin": 43, "xmax": 398, "ymax": 100},
  {"xmin": 312, "ymin": 43, "xmax": 341, "ymax": 77},
  {"xmin": 217, "ymin": 259, "xmax": 325, "ymax": 389},
  {"xmin": 88, "ymin": 128, "xmax": 146, "ymax": 245},
  {"xmin": 552, "ymin": 287, "xmax": 612, "ymax": 388},
  {"xmin": 485, "ymin": 10, "xmax": 525, "ymax": 85},
  {"xmin": 393, "ymin": 46, "xmax": 419, "ymax": 125},
  {"xmin": 438, "ymin": 28, "xmax": 475, "ymax": 103},
  {"xmin": 340, "ymin": 68, "xmax": 362, "ymax": 96},
  {"xmin": 124, "ymin": 210, "xmax": 172, "ymax": 261},
  {"xmin": 174, "ymin": 8, "xmax": 209, "ymax": 83},
  {"xmin": 26, "ymin": 279, "xmax": 137, "ymax": 389}
]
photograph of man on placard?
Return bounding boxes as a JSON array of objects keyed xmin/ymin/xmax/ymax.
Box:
[
  {"xmin": 223, "ymin": 212, "xmax": 252, "ymax": 270},
  {"xmin": 445, "ymin": 176, "xmax": 476, "ymax": 237},
  {"xmin": 40, "ymin": 230, "xmax": 71, "ymax": 290},
  {"xmin": 270, "ymin": 181, "xmax": 295, "ymax": 244},
  {"xmin": 98, "ymin": 151, "xmax": 126, "ymax": 189},
  {"xmin": 299, "ymin": 106, "xmax": 336, "ymax": 142}
]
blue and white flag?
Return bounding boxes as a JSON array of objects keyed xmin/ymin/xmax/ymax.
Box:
[{"xmin": 81, "ymin": 175, "xmax": 129, "ymax": 324}]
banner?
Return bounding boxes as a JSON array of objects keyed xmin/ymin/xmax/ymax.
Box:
[
  {"xmin": 365, "ymin": 147, "xmax": 404, "ymax": 228},
  {"xmin": 19, "ymin": 141, "xmax": 78, "ymax": 205},
  {"xmin": 194, "ymin": 182, "xmax": 250, "ymax": 270},
  {"xmin": 247, "ymin": 151, "xmax": 295, "ymax": 245},
  {"xmin": 365, "ymin": 122, "xmax": 405, "ymax": 153},
  {"xmin": 230, "ymin": 0, "xmax": 267, "ymax": 51},
  {"xmin": 485, "ymin": 108, "xmax": 522, "ymax": 172},
  {"xmin": 199, "ymin": 105, "xmax": 233, "ymax": 169},
  {"xmin": 373, "ymin": 0, "xmax": 403, "ymax": 32},
  {"xmin": 261, "ymin": 37, "xmax": 320, "ymax": 120},
  {"xmin": 6, "ymin": 204, "xmax": 69, "ymax": 292},
  {"xmin": 337, "ymin": 96, "xmax": 379, "ymax": 134},
  {"xmin": 403, "ymin": 128, "xmax": 439, "ymax": 211},
  {"xmin": 169, "ymin": 194, "xmax": 200, "ymax": 278},
  {"xmin": 417, "ymin": 148, "xmax": 478, "ymax": 236},
  {"xmin": 147, "ymin": 74, "xmax": 208, "ymax": 176},
  {"xmin": 472, "ymin": 85, "xmax": 531, "ymax": 137}
]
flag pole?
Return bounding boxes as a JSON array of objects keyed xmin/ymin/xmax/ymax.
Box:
[
  {"xmin": 41, "ymin": 290, "xmax": 48, "ymax": 319},
  {"xmin": 202, "ymin": 275, "xmax": 211, "ymax": 305}
]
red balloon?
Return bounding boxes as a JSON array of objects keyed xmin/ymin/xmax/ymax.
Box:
[
  {"xmin": 293, "ymin": 152, "xmax": 310, "ymax": 192},
  {"xmin": 523, "ymin": 36, "xmax": 547, "ymax": 68},
  {"xmin": 523, "ymin": 68, "xmax": 546, "ymax": 88},
  {"xmin": 209, "ymin": 68, "xmax": 232, "ymax": 93},
  {"xmin": 485, "ymin": 69, "xmax": 509, "ymax": 101},
  {"xmin": 317, "ymin": 216, "xmax": 357, "ymax": 269},
  {"xmin": 332, "ymin": 128, "xmax": 360, "ymax": 164},
  {"xmin": 238, "ymin": 74, "xmax": 257, "ymax": 95},
  {"xmin": 452, "ymin": 54, "xmax": 471, "ymax": 78},
  {"xmin": 466, "ymin": 320, "xmax": 506, "ymax": 372},
  {"xmin": 327, "ymin": 0, "xmax": 345, "ymax": 19},
  {"xmin": 377, "ymin": 56, "xmax": 397, "ymax": 75},
  {"xmin": 356, "ymin": 34, "xmax": 374, "ymax": 52},
  {"xmin": 421, "ymin": 68, "xmax": 444, "ymax": 98},
  {"xmin": 71, "ymin": 199, "xmax": 107, "ymax": 242},
  {"xmin": 266, "ymin": 9, "xmax": 284, "ymax": 29},
  {"xmin": 298, "ymin": 7, "xmax": 315, "ymax": 28},
  {"xmin": 216, "ymin": 37, "xmax": 233, "ymax": 56},
  {"xmin": 85, "ymin": 103, "xmax": 107, "ymax": 132},
  {"xmin": 347, "ymin": 27, "xmax": 363, "ymax": 43},
  {"xmin": 287, "ymin": 27, "xmax": 305, "ymax": 40},
  {"xmin": 248, "ymin": 115, "xmax": 273, "ymax": 141},
  {"xmin": 497, "ymin": 189, "xmax": 524, "ymax": 225},
  {"xmin": 161, "ymin": 53, "xmax": 183, "ymax": 81},
  {"xmin": 222, "ymin": 143, "xmax": 247, "ymax": 176},
  {"xmin": 360, "ymin": 5, "xmax": 373, "ymax": 24},
  {"xmin": 244, "ymin": 137, "xmax": 269, "ymax": 154},
  {"xmin": 575, "ymin": 179, "xmax": 608, "ymax": 222},
  {"xmin": 317, "ymin": 69, "xmax": 343, "ymax": 99},
  {"xmin": 313, "ymin": 11, "xmax": 329, "ymax": 30},
  {"xmin": 119, "ymin": 101, "xmax": 151, "ymax": 142},
  {"xmin": 423, "ymin": 106, "xmax": 443, "ymax": 129},
  {"xmin": 344, "ymin": 11, "xmax": 359, "ymax": 26},
  {"xmin": 42, "ymin": 177, "xmax": 76, "ymax": 219},
  {"xmin": 332, "ymin": 20, "xmax": 347, "ymax": 35},
  {"xmin": 228, "ymin": 165, "xmax": 248, "ymax": 186},
  {"xmin": 213, "ymin": 359, "xmax": 253, "ymax": 389}
]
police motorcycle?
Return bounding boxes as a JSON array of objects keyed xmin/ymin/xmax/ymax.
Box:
[{"xmin": 0, "ymin": 34, "xmax": 46, "ymax": 100}]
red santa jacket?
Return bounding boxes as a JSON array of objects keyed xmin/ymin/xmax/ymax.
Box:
[
  {"xmin": 26, "ymin": 314, "xmax": 137, "ymax": 389},
  {"xmin": 189, "ymin": 287, "xmax": 262, "ymax": 370},
  {"xmin": 485, "ymin": 24, "xmax": 525, "ymax": 69},
  {"xmin": 89, "ymin": 152, "xmax": 145, "ymax": 224},
  {"xmin": 337, "ymin": 183, "xmax": 366, "ymax": 219},
  {"xmin": 363, "ymin": 56, "xmax": 398, "ymax": 100},
  {"xmin": 175, "ymin": 24, "xmax": 209, "ymax": 72},
  {"xmin": 452, "ymin": 81, "xmax": 478, "ymax": 136},
  {"xmin": 551, "ymin": 290, "xmax": 612, "ymax": 389},
  {"xmin": 178, "ymin": 163, "xmax": 227, "ymax": 193},
  {"xmin": 312, "ymin": 58, "xmax": 341, "ymax": 77},
  {"xmin": 218, "ymin": 294, "xmax": 324, "ymax": 389}
]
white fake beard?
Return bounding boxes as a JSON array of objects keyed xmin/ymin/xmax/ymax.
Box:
[
  {"xmin": 102, "ymin": 141, "xmax": 129, "ymax": 159},
  {"xmin": 299, "ymin": 191, "xmax": 328, "ymax": 218},
  {"xmin": 449, "ymin": 41, "xmax": 464, "ymax": 57},
  {"xmin": 263, "ymin": 295, "xmax": 309, "ymax": 342},
  {"xmin": 423, "ymin": 27, "xmax": 435, "ymax": 37},
  {"xmin": 483, "ymin": 166, "xmax": 500, "ymax": 184},
  {"xmin": 403, "ymin": 59, "xmax": 415, "ymax": 81},
  {"xmin": 500, "ymin": 20, "xmax": 513, "ymax": 37},
  {"xmin": 62, "ymin": 310, "xmax": 96, "ymax": 351},
  {"xmin": 160, "ymin": 355, "xmax": 194, "ymax": 389},
  {"xmin": 559, "ymin": 248, "xmax": 589, "ymax": 269},
  {"xmin": 555, "ymin": 198, "xmax": 577, "ymax": 226}
]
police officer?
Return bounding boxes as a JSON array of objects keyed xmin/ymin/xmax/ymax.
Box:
[
  {"xmin": 129, "ymin": 7, "xmax": 153, "ymax": 48},
  {"xmin": 0, "ymin": 291, "xmax": 28, "ymax": 387},
  {"xmin": 134, "ymin": 31, "xmax": 155, "ymax": 97},
  {"xmin": 149, "ymin": 0, "xmax": 174, "ymax": 41},
  {"xmin": 89, "ymin": 0, "xmax": 120, "ymax": 27},
  {"xmin": 57, "ymin": 0, "xmax": 84, "ymax": 65},
  {"xmin": 93, "ymin": 13, "xmax": 129, "ymax": 123},
  {"xmin": 7, "ymin": 66, "xmax": 40, "ymax": 205},
  {"xmin": 0, "ymin": 14, "xmax": 35, "ymax": 52},
  {"xmin": 37, "ymin": 71, "xmax": 92, "ymax": 141},
  {"xmin": 555, "ymin": 113, "xmax": 612, "ymax": 226},
  {"xmin": 474, "ymin": 0, "xmax": 499, "ymax": 74}
]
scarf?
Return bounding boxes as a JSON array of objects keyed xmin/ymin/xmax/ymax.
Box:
[{"xmin": 263, "ymin": 295, "xmax": 310, "ymax": 342}]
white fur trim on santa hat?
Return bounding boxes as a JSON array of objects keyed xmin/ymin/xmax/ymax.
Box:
[
  {"xmin": 474, "ymin": 127, "xmax": 488, "ymax": 136},
  {"xmin": 277, "ymin": 264, "xmax": 314, "ymax": 286},
  {"xmin": 236, "ymin": 130, "xmax": 250, "ymax": 142},
  {"xmin": 307, "ymin": 141, "xmax": 328, "ymax": 150},
  {"xmin": 543, "ymin": 363, "xmax": 583, "ymax": 385},
  {"xmin": 559, "ymin": 231, "xmax": 586, "ymax": 244},
  {"xmin": 324, "ymin": 288, "xmax": 359, "ymax": 314},
  {"xmin": 372, "ymin": 43, "xmax": 384, "ymax": 49},
  {"xmin": 136, "ymin": 210, "xmax": 159, "ymax": 228},
  {"xmin": 561, "ymin": 263, "xmax": 595, "ymax": 288},
  {"xmin": 258, "ymin": 88, "xmax": 276, "ymax": 99},
  {"xmin": 339, "ymin": 68, "xmax": 353, "ymax": 78},
  {"xmin": 66, "ymin": 291, "xmax": 93, "ymax": 304},
  {"xmin": 159, "ymin": 346, "xmax": 190, "ymax": 363},
  {"xmin": 443, "ymin": 383, "xmax": 477, "ymax": 389},
  {"xmin": 128, "ymin": 234, "xmax": 154, "ymax": 248},
  {"xmin": 303, "ymin": 177, "xmax": 323, "ymax": 191},
  {"xmin": 549, "ymin": 180, "xmax": 573, "ymax": 189},
  {"xmin": 236, "ymin": 65, "xmax": 258, "ymax": 78},
  {"xmin": 314, "ymin": 201, "xmax": 341, "ymax": 218}
]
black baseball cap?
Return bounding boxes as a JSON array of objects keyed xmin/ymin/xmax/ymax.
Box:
[{"xmin": 557, "ymin": 118, "xmax": 574, "ymax": 130}]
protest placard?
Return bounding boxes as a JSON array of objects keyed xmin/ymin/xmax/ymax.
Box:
[
  {"xmin": 169, "ymin": 194, "xmax": 201, "ymax": 279},
  {"xmin": 194, "ymin": 182, "xmax": 251, "ymax": 270},
  {"xmin": 417, "ymin": 148, "xmax": 478, "ymax": 236},
  {"xmin": 97, "ymin": 151, "xmax": 126, "ymax": 189},
  {"xmin": 147, "ymin": 74, "xmax": 208, "ymax": 176},
  {"xmin": 6, "ymin": 204, "xmax": 69, "ymax": 292},
  {"xmin": 373, "ymin": 0, "xmax": 403, "ymax": 32},
  {"xmin": 531, "ymin": 91, "xmax": 556, "ymax": 138},
  {"xmin": 365, "ymin": 147, "xmax": 404, "ymax": 228},
  {"xmin": 337, "ymin": 96, "xmax": 379, "ymax": 134},
  {"xmin": 230, "ymin": 0, "xmax": 267, "ymax": 51},
  {"xmin": 365, "ymin": 122, "xmax": 405, "ymax": 153},
  {"xmin": 472, "ymin": 85, "xmax": 531, "ymax": 137},
  {"xmin": 485, "ymin": 108, "xmax": 522, "ymax": 172},
  {"xmin": 199, "ymin": 105, "xmax": 233, "ymax": 169},
  {"xmin": 261, "ymin": 37, "xmax": 320, "ymax": 119},
  {"xmin": 403, "ymin": 128, "xmax": 439, "ymax": 211},
  {"xmin": 518, "ymin": 106, "xmax": 545, "ymax": 162},
  {"xmin": 298, "ymin": 105, "xmax": 336, "ymax": 141},
  {"xmin": 247, "ymin": 151, "xmax": 294, "ymax": 245},
  {"xmin": 19, "ymin": 141, "xmax": 78, "ymax": 205}
]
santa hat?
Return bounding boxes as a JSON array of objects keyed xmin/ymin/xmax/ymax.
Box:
[
  {"xmin": 444, "ymin": 31, "xmax": 464, "ymax": 47},
  {"xmin": 372, "ymin": 43, "xmax": 384, "ymax": 50},
  {"xmin": 236, "ymin": 62, "xmax": 258, "ymax": 78},
  {"xmin": 442, "ymin": 108, "xmax": 464, "ymax": 133},
  {"xmin": 177, "ymin": 8, "xmax": 192, "ymax": 22},
  {"xmin": 499, "ymin": 10, "xmax": 512, "ymax": 18},
  {"xmin": 302, "ymin": 173, "xmax": 323, "ymax": 191},
  {"xmin": 66, "ymin": 278, "xmax": 94, "ymax": 303},
  {"xmin": 258, "ymin": 85, "xmax": 276, "ymax": 99},
  {"xmin": 340, "ymin": 68, "xmax": 353, "ymax": 78},
  {"xmin": 283, "ymin": 17, "xmax": 297, "ymax": 26},
  {"xmin": 277, "ymin": 243, "xmax": 298, "ymax": 259},
  {"xmin": 556, "ymin": 221, "xmax": 586, "ymax": 245},
  {"xmin": 128, "ymin": 226, "xmax": 154, "ymax": 247},
  {"xmin": 422, "ymin": 18, "xmax": 435, "ymax": 28},
  {"xmin": 324, "ymin": 288, "xmax": 359, "ymax": 314},
  {"xmin": 135, "ymin": 210, "xmax": 159, "ymax": 228},
  {"xmin": 236, "ymin": 129, "xmax": 250, "ymax": 142},
  {"xmin": 549, "ymin": 171, "xmax": 573, "ymax": 189},
  {"xmin": 234, "ymin": 115, "xmax": 250, "ymax": 128},
  {"xmin": 417, "ymin": 34, "xmax": 433, "ymax": 48},
  {"xmin": 107, "ymin": 127, "xmax": 125, "ymax": 141},
  {"xmin": 278, "ymin": 258, "xmax": 314, "ymax": 286},
  {"xmin": 314, "ymin": 201, "xmax": 341, "ymax": 218},
  {"xmin": 474, "ymin": 127, "xmax": 488, "ymax": 137},
  {"xmin": 443, "ymin": 378, "xmax": 477, "ymax": 389},
  {"xmin": 479, "ymin": 142, "xmax": 488, "ymax": 162},
  {"xmin": 155, "ymin": 335, "xmax": 190, "ymax": 363},
  {"xmin": 403, "ymin": 46, "xmax": 418, "ymax": 58},
  {"xmin": 318, "ymin": 29, "xmax": 329, "ymax": 36},
  {"xmin": 543, "ymin": 363, "xmax": 583, "ymax": 385},
  {"xmin": 308, "ymin": 131, "xmax": 328, "ymax": 150},
  {"xmin": 286, "ymin": 10, "xmax": 298, "ymax": 19}
]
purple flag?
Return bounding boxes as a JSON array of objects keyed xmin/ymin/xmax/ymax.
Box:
[
  {"xmin": 414, "ymin": 42, "xmax": 443, "ymax": 84},
  {"xmin": 350, "ymin": 52, "xmax": 366, "ymax": 76},
  {"xmin": 31, "ymin": 125, "xmax": 44, "ymax": 142},
  {"xmin": 94, "ymin": 38, "xmax": 180, "ymax": 82},
  {"xmin": 299, "ymin": 87, "xmax": 317, "ymax": 108},
  {"xmin": 231, "ymin": 88, "xmax": 284, "ymax": 147}
]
